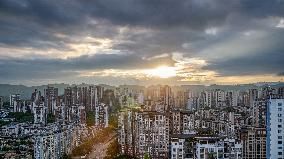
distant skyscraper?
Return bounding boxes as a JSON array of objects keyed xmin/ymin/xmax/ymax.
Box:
[
  {"xmin": 89, "ymin": 86, "xmax": 98, "ymax": 111},
  {"xmin": 44, "ymin": 86, "xmax": 58, "ymax": 114},
  {"xmin": 10, "ymin": 94, "xmax": 20, "ymax": 106},
  {"xmin": 266, "ymin": 98, "xmax": 284, "ymax": 159},
  {"xmin": 33, "ymin": 103, "xmax": 46, "ymax": 124},
  {"xmin": 0, "ymin": 96, "xmax": 3, "ymax": 110},
  {"xmin": 159, "ymin": 85, "xmax": 172, "ymax": 111},
  {"xmin": 96, "ymin": 86, "xmax": 104, "ymax": 101},
  {"xmin": 31, "ymin": 90, "xmax": 47, "ymax": 124},
  {"xmin": 64, "ymin": 87, "xmax": 72, "ymax": 107},
  {"xmin": 10, "ymin": 94, "xmax": 21, "ymax": 112},
  {"xmin": 249, "ymin": 89, "xmax": 258, "ymax": 107},
  {"xmin": 95, "ymin": 103, "xmax": 109, "ymax": 127},
  {"xmin": 278, "ymin": 87, "xmax": 284, "ymax": 97}
]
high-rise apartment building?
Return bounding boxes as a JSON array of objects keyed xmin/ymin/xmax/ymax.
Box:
[
  {"xmin": 266, "ymin": 98, "xmax": 284, "ymax": 159},
  {"xmin": 10, "ymin": 94, "xmax": 21, "ymax": 112},
  {"xmin": 44, "ymin": 86, "xmax": 58, "ymax": 114},
  {"xmin": 0, "ymin": 96, "xmax": 3, "ymax": 110}
]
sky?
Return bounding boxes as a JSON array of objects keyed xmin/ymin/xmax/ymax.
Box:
[{"xmin": 0, "ymin": 0, "xmax": 284, "ymax": 86}]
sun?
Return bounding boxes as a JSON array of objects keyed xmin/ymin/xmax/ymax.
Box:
[{"xmin": 145, "ymin": 66, "xmax": 177, "ymax": 78}]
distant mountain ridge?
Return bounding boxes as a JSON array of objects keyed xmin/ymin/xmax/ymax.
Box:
[
  {"xmin": 0, "ymin": 83, "xmax": 69, "ymax": 101},
  {"xmin": 0, "ymin": 83, "xmax": 117, "ymax": 101},
  {"xmin": 0, "ymin": 82, "xmax": 283, "ymax": 101}
]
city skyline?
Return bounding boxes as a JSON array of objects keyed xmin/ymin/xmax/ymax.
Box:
[
  {"xmin": 1, "ymin": 83, "xmax": 284, "ymax": 158},
  {"xmin": 1, "ymin": 1, "xmax": 284, "ymax": 159},
  {"xmin": 0, "ymin": 0, "xmax": 284, "ymax": 85}
]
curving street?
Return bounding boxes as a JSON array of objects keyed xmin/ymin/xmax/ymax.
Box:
[{"xmin": 86, "ymin": 133, "xmax": 116, "ymax": 159}]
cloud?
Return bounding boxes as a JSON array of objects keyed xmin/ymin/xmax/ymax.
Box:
[
  {"xmin": 205, "ymin": 28, "xmax": 218, "ymax": 35},
  {"xmin": 200, "ymin": 28, "xmax": 284, "ymax": 77},
  {"xmin": 203, "ymin": 52, "xmax": 284, "ymax": 76},
  {"xmin": 278, "ymin": 72, "xmax": 284, "ymax": 76},
  {"xmin": 276, "ymin": 19, "xmax": 284, "ymax": 28},
  {"xmin": 0, "ymin": 53, "xmax": 176, "ymax": 80},
  {"xmin": 0, "ymin": 0, "xmax": 283, "ymax": 50},
  {"xmin": 0, "ymin": 0, "xmax": 284, "ymax": 85}
]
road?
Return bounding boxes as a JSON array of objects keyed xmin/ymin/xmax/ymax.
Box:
[{"xmin": 86, "ymin": 133, "xmax": 116, "ymax": 159}]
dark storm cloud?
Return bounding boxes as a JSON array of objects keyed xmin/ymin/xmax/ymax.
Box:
[
  {"xmin": 0, "ymin": 0, "xmax": 91, "ymax": 49},
  {"xmin": 83, "ymin": 0, "xmax": 284, "ymax": 29},
  {"xmin": 240, "ymin": 0, "xmax": 284, "ymax": 18},
  {"xmin": 0, "ymin": 0, "xmax": 83, "ymax": 26},
  {"xmin": 278, "ymin": 72, "xmax": 284, "ymax": 76},
  {"xmin": 113, "ymin": 29, "xmax": 206, "ymax": 57},
  {"xmin": 202, "ymin": 29, "xmax": 284, "ymax": 76},
  {"xmin": 203, "ymin": 52, "xmax": 284, "ymax": 76},
  {"xmin": 2, "ymin": 0, "xmax": 284, "ymax": 29},
  {"xmin": 1, "ymin": 0, "xmax": 284, "ymax": 84},
  {"xmin": 0, "ymin": 54, "xmax": 176, "ymax": 80},
  {"xmin": 1, "ymin": 0, "xmax": 283, "ymax": 48},
  {"xmin": 84, "ymin": 0, "xmax": 230, "ymax": 29},
  {"xmin": 0, "ymin": 19, "xmax": 70, "ymax": 50}
]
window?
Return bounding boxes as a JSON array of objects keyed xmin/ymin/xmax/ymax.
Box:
[
  {"xmin": 279, "ymin": 103, "xmax": 282, "ymax": 106},
  {"xmin": 278, "ymin": 136, "xmax": 283, "ymax": 139},
  {"xmin": 278, "ymin": 141, "xmax": 282, "ymax": 144},
  {"xmin": 278, "ymin": 130, "xmax": 282, "ymax": 133},
  {"xmin": 278, "ymin": 152, "xmax": 282, "ymax": 155},
  {"xmin": 279, "ymin": 119, "xmax": 282, "ymax": 122},
  {"xmin": 278, "ymin": 114, "xmax": 282, "ymax": 117},
  {"xmin": 279, "ymin": 108, "xmax": 282, "ymax": 111},
  {"xmin": 278, "ymin": 125, "xmax": 282, "ymax": 128}
]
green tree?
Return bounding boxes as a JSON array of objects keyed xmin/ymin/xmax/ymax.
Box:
[
  {"xmin": 86, "ymin": 111, "xmax": 95, "ymax": 126},
  {"xmin": 62, "ymin": 153, "xmax": 71, "ymax": 159},
  {"xmin": 8, "ymin": 112, "xmax": 33, "ymax": 123},
  {"xmin": 0, "ymin": 120, "xmax": 11, "ymax": 126},
  {"xmin": 47, "ymin": 113, "xmax": 56, "ymax": 123},
  {"xmin": 144, "ymin": 153, "xmax": 150, "ymax": 159},
  {"xmin": 3, "ymin": 101, "xmax": 10, "ymax": 108}
]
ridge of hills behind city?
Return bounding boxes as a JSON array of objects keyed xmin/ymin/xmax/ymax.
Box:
[{"xmin": 1, "ymin": 82, "xmax": 284, "ymax": 101}]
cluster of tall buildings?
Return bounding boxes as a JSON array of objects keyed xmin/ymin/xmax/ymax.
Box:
[
  {"xmin": 8, "ymin": 85, "xmax": 109, "ymax": 127},
  {"xmin": 1, "ymin": 83, "xmax": 284, "ymax": 158},
  {"xmin": 33, "ymin": 123, "xmax": 86, "ymax": 159},
  {"xmin": 0, "ymin": 122, "xmax": 86, "ymax": 159},
  {"xmin": 0, "ymin": 85, "xmax": 111, "ymax": 158},
  {"xmin": 118, "ymin": 85, "xmax": 284, "ymax": 159}
]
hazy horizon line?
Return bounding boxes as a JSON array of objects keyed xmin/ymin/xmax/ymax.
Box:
[{"xmin": 1, "ymin": 81, "xmax": 283, "ymax": 88}]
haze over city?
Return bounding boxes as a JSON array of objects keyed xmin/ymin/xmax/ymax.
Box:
[{"xmin": 0, "ymin": 0, "xmax": 284, "ymax": 86}]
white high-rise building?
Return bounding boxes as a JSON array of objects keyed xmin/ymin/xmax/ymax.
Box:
[
  {"xmin": 33, "ymin": 103, "xmax": 47, "ymax": 124},
  {"xmin": 266, "ymin": 98, "xmax": 284, "ymax": 159},
  {"xmin": 95, "ymin": 103, "xmax": 109, "ymax": 127},
  {"xmin": 0, "ymin": 96, "xmax": 3, "ymax": 110},
  {"xmin": 137, "ymin": 92, "xmax": 144, "ymax": 104},
  {"xmin": 187, "ymin": 98, "xmax": 194, "ymax": 111},
  {"xmin": 10, "ymin": 94, "xmax": 21, "ymax": 112},
  {"xmin": 104, "ymin": 105, "xmax": 109, "ymax": 127},
  {"xmin": 89, "ymin": 86, "xmax": 98, "ymax": 111},
  {"xmin": 170, "ymin": 137, "xmax": 185, "ymax": 159}
]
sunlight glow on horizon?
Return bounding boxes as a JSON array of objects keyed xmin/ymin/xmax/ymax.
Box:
[{"xmin": 144, "ymin": 66, "xmax": 177, "ymax": 78}]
